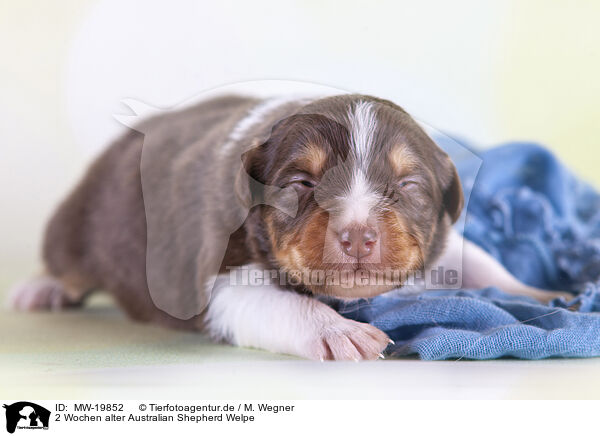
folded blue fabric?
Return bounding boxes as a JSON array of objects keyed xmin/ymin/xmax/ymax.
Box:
[{"xmin": 330, "ymin": 141, "xmax": 600, "ymax": 360}]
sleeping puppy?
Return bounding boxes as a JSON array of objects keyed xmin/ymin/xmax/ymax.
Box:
[{"xmin": 10, "ymin": 94, "xmax": 571, "ymax": 360}]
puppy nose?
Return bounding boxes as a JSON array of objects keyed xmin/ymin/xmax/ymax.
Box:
[{"xmin": 338, "ymin": 225, "xmax": 378, "ymax": 259}]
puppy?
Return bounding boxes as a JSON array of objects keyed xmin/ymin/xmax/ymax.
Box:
[{"xmin": 10, "ymin": 94, "xmax": 571, "ymax": 360}]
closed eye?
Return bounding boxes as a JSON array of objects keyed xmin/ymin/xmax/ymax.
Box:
[
  {"xmin": 381, "ymin": 179, "xmax": 417, "ymax": 204},
  {"xmin": 298, "ymin": 180, "xmax": 316, "ymax": 188},
  {"xmin": 398, "ymin": 179, "xmax": 418, "ymax": 189},
  {"xmin": 286, "ymin": 174, "xmax": 318, "ymax": 190}
]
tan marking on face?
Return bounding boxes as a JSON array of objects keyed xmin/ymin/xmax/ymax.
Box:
[
  {"xmin": 388, "ymin": 144, "xmax": 417, "ymax": 176},
  {"xmin": 268, "ymin": 208, "xmax": 329, "ymax": 273},
  {"xmin": 297, "ymin": 143, "xmax": 327, "ymax": 175},
  {"xmin": 297, "ymin": 209, "xmax": 329, "ymax": 268},
  {"xmin": 267, "ymin": 213, "xmax": 310, "ymax": 274},
  {"xmin": 379, "ymin": 211, "xmax": 423, "ymax": 271},
  {"xmin": 289, "ymin": 246, "xmax": 305, "ymax": 270},
  {"xmin": 266, "ymin": 204, "xmax": 424, "ymax": 298},
  {"xmin": 266, "ymin": 216, "xmax": 294, "ymax": 267}
]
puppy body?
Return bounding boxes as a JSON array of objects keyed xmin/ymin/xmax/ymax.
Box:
[
  {"xmin": 11, "ymin": 94, "xmax": 571, "ymax": 360},
  {"xmin": 36, "ymin": 95, "xmax": 272, "ymax": 328}
]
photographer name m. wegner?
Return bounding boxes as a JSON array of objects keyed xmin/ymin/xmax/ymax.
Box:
[{"xmin": 53, "ymin": 402, "xmax": 295, "ymax": 424}]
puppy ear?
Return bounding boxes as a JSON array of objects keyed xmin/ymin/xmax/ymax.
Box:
[
  {"xmin": 442, "ymin": 159, "xmax": 464, "ymax": 223},
  {"xmin": 234, "ymin": 142, "xmax": 266, "ymax": 208},
  {"xmin": 232, "ymin": 116, "xmax": 294, "ymax": 208}
]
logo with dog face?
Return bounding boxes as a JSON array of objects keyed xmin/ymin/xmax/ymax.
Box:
[{"xmin": 3, "ymin": 402, "xmax": 50, "ymax": 434}]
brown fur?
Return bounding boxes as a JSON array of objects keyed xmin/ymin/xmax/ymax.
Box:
[
  {"xmin": 38, "ymin": 93, "xmax": 463, "ymax": 328},
  {"xmin": 388, "ymin": 144, "xmax": 417, "ymax": 176},
  {"xmin": 243, "ymin": 95, "xmax": 463, "ymax": 297}
]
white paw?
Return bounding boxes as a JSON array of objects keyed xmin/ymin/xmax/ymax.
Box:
[
  {"xmin": 8, "ymin": 276, "xmax": 69, "ymax": 311},
  {"xmin": 303, "ymin": 317, "xmax": 391, "ymax": 361}
]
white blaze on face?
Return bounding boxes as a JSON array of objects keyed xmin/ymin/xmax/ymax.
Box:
[
  {"xmin": 348, "ymin": 101, "xmax": 378, "ymax": 164},
  {"xmin": 337, "ymin": 101, "xmax": 381, "ymax": 227},
  {"xmin": 338, "ymin": 171, "xmax": 379, "ymax": 227}
]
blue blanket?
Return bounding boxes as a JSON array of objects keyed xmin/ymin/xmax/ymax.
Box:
[{"xmin": 330, "ymin": 141, "xmax": 600, "ymax": 360}]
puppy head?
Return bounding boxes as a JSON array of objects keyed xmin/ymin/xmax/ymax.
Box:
[{"xmin": 241, "ymin": 95, "xmax": 463, "ymax": 298}]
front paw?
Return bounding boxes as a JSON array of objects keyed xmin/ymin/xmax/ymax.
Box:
[{"xmin": 304, "ymin": 317, "xmax": 391, "ymax": 361}]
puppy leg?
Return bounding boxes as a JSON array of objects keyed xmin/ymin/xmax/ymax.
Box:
[
  {"xmin": 204, "ymin": 269, "xmax": 390, "ymax": 360},
  {"xmin": 8, "ymin": 274, "xmax": 91, "ymax": 311},
  {"xmin": 438, "ymin": 229, "xmax": 572, "ymax": 303}
]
